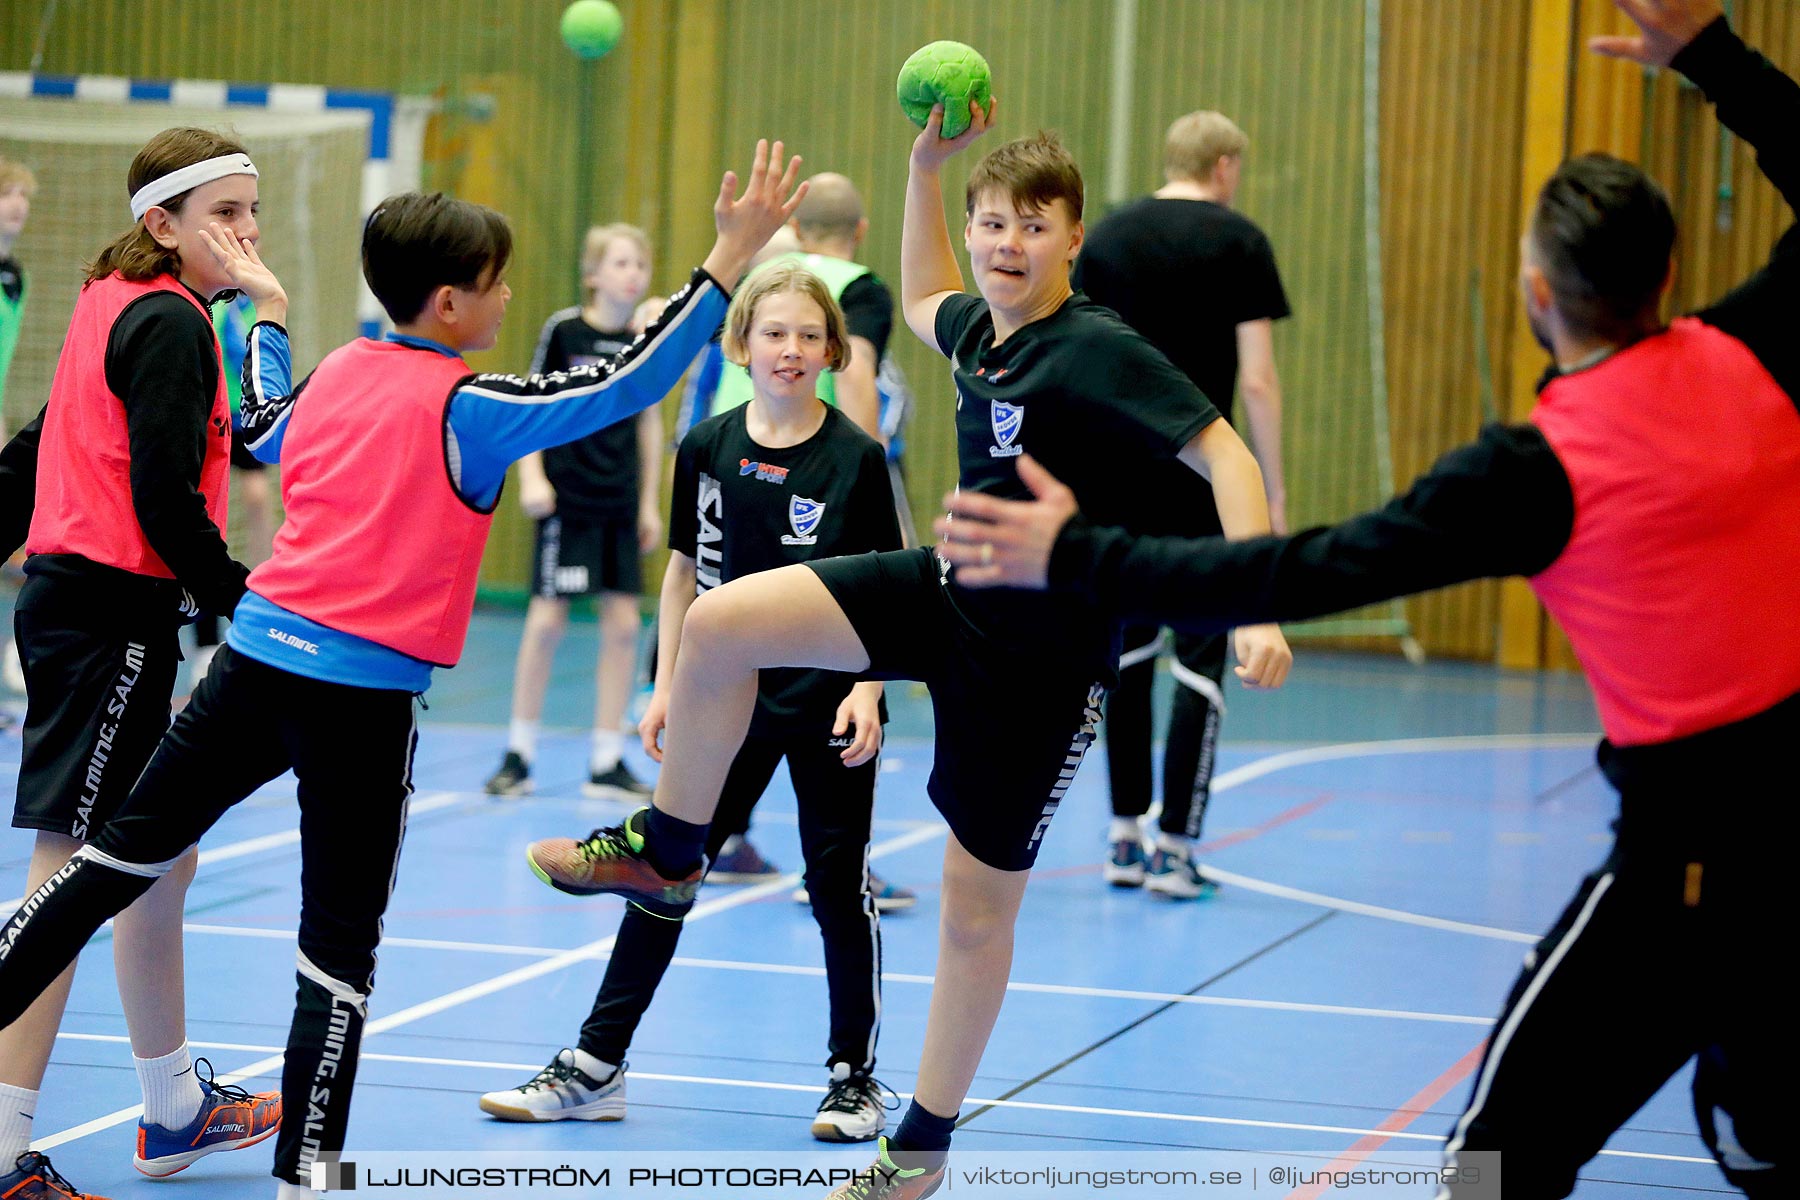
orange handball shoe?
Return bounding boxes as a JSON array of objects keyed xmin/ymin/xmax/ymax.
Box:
[
  {"xmin": 527, "ymin": 809, "xmax": 701, "ymax": 919},
  {"xmin": 134, "ymin": 1058, "xmax": 281, "ymax": 1177},
  {"xmin": 1, "ymin": 1151, "xmax": 111, "ymax": 1199}
]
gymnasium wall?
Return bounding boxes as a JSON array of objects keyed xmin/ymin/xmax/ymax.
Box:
[{"xmin": 2, "ymin": 1, "xmax": 1795, "ymax": 663}]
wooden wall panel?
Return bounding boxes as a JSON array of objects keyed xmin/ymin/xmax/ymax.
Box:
[
  {"xmin": 5, "ymin": 2, "xmax": 1790, "ymax": 660},
  {"xmin": 0, "ymin": 0, "xmax": 649, "ymax": 589},
  {"xmin": 1378, "ymin": 0, "xmax": 1532, "ymax": 659}
]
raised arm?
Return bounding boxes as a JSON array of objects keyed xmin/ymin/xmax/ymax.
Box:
[
  {"xmin": 238, "ymin": 319, "xmax": 298, "ymax": 462},
  {"xmin": 445, "ymin": 266, "xmax": 727, "ymax": 506},
  {"xmin": 1629, "ymin": 5, "xmax": 1800, "ymax": 401},
  {"xmin": 901, "ymin": 99, "xmax": 996, "ymax": 349},
  {"xmin": 447, "ymin": 141, "xmax": 809, "ymax": 504},
  {"xmin": 201, "ymin": 220, "xmax": 297, "ymax": 464}
]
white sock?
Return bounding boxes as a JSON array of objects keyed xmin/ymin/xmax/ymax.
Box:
[
  {"xmin": 507, "ymin": 719, "xmax": 539, "ymax": 762},
  {"xmin": 0, "ymin": 1082, "xmax": 37, "ymax": 1169},
  {"xmin": 1108, "ymin": 816, "xmax": 1143, "ymax": 842},
  {"xmin": 1156, "ymin": 832, "xmax": 1192, "ymax": 856},
  {"xmin": 276, "ymin": 1182, "xmax": 322, "ymax": 1200},
  {"xmin": 570, "ymin": 1047, "xmax": 616, "ymax": 1083},
  {"xmin": 590, "ymin": 728, "xmax": 624, "ymax": 774},
  {"xmin": 135, "ymin": 1044, "xmax": 204, "ymax": 1130}
]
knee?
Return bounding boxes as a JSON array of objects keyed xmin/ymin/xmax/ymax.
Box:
[
  {"xmin": 160, "ymin": 845, "xmax": 199, "ymax": 891},
  {"xmin": 937, "ymin": 888, "xmax": 1012, "ymax": 956},
  {"xmin": 523, "ymin": 600, "xmax": 569, "ymax": 646},
  {"xmin": 679, "ymin": 590, "xmax": 756, "ymax": 669},
  {"xmin": 601, "ymin": 597, "xmax": 641, "ymax": 645}
]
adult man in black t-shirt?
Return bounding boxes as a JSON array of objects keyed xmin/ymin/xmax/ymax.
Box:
[{"xmin": 1072, "ymin": 110, "xmax": 1292, "ymax": 900}]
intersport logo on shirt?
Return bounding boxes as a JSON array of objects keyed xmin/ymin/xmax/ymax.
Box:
[{"xmin": 740, "ymin": 458, "xmax": 790, "ymax": 484}]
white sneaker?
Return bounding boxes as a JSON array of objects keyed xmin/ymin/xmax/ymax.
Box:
[
  {"xmin": 810, "ymin": 1061, "xmax": 888, "ymax": 1142},
  {"xmin": 1145, "ymin": 844, "xmax": 1218, "ymax": 900},
  {"xmin": 478, "ymin": 1050, "xmax": 625, "ymax": 1122}
]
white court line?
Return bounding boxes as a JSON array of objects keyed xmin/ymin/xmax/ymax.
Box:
[
  {"xmin": 35, "ymin": 821, "xmax": 949, "ymax": 1151},
  {"xmin": 178, "ymin": 924, "xmax": 1494, "ymax": 1026},
  {"xmin": 42, "ymin": 1033, "xmax": 1716, "ymax": 1166},
  {"xmin": 2, "ymin": 791, "xmax": 465, "ymax": 915},
  {"xmin": 1194, "ymin": 734, "xmax": 1602, "ymax": 944},
  {"xmin": 30, "ymin": 734, "xmax": 1599, "ymax": 1149},
  {"xmin": 1207, "ymin": 732, "xmax": 1599, "ymax": 794},
  {"xmin": 1197, "ymin": 867, "xmax": 1539, "ymax": 944}
]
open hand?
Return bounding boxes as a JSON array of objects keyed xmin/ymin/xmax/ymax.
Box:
[
  {"xmin": 197, "ymin": 221, "xmax": 287, "ymax": 319},
  {"xmin": 705, "ymin": 140, "xmax": 809, "ymax": 290},
  {"xmin": 932, "ymin": 453, "xmax": 1076, "ymax": 589},
  {"xmin": 1589, "ymin": 0, "xmax": 1723, "ymax": 67}
]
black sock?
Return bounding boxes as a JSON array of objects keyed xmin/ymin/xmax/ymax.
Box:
[
  {"xmin": 889, "ymin": 1098, "xmax": 957, "ymax": 1163},
  {"xmin": 637, "ymin": 806, "xmax": 708, "ymax": 881}
]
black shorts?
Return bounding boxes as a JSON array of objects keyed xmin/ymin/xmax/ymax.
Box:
[
  {"xmin": 807, "ymin": 547, "xmax": 1106, "ymax": 872},
  {"xmin": 531, "ymin": 513, "xmax": 640, "ymax": 598},
  {"xmin": 11, "ymin": 570, "xmax": 181, "ymax": 838}
]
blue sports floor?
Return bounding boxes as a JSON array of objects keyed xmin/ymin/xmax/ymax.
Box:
[{"xmin": 0, "ymin": 611, "xmax": 1735, "ymax": 1197}]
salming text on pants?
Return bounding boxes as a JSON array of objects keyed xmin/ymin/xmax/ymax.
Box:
[
  {"xmin": 0, "ymin": 644, "xmax": 420, "ymax": 1187},
  {"xmin": 1104, "ymin": 623, "xmax": 1225, "ymax": 839},
  {"xmin": 582, "ymin": 730, "xmax": 881, "ymax": 1072},
  {"xmin": 1441, "ymin": 696, "xmax": 1793, "ymax": 1199},
  {"xmin": 11, "ymin": 566, "xmax": 183, "ymax": 836}
]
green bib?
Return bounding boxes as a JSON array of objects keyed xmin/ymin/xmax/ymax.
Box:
[
  {"xmin": 0, "ymin": 270, "xmax": 25, "ymax": 415},
  {"xmin": 712, "ymin": 251, "xmax": 871, "ymax": 414}
]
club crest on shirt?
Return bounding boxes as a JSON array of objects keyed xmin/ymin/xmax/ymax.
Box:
[
  {"xmin": 989, "ymin": 399, "xmax": 1023, "ymax": 458},
  {"xmin": 782, "ymin": 495, "xmax": 825, "ymax": 545}
]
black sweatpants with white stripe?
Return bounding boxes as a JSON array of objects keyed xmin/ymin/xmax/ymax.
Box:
[
  {"xmin": 0, "ymin": 645, "xmax": 419, "ymax": 1188},
  {"xmin": 1105, "ymin": 624, "xmax": 1225, "ymax": 838},
  {"xmin": 1442, "ymin": 698, "xmax": 1794, "ymax": 1199},
  {"xmin": 583, "ymin": 730, "xmax": 881, "ymax": 1073}
]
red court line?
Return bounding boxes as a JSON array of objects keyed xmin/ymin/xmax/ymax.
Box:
[
  {"xmin": 1284, "ymin": 1038, "xmax": 1488, "ymax": 1200},
  {"xmin": 1031, "ymin": 792, "xmax": 1337, "ymax": 880},
  {"xmin": 1197, "ymin": 793, "xmax": 1336, "ymax": 854}
]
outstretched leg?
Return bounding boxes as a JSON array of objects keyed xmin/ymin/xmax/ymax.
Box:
[{"xmin": 652, "ymin": 565, "xmax": 869, "ymax": 825}]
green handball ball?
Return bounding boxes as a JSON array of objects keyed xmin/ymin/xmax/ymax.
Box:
[
  {"xmin": 561, "ymin": 0, "xmax": 623, "ymax": 60},
  {"xmin": 897, "ymin": 41, "xmax": 993, "ymax": 138}
]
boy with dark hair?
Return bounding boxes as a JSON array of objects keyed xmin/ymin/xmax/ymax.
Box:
[
  {"xmin": 0, "ymin": 142, "xmax": 807, "ymax": 1200},
  {"xmin": 936, "ymin": 3, "xmax": 1793, "ymax": 1194},
  {"xmin": 528, "ymin": 108, "xmax": 1290, "ymax": 1197}
]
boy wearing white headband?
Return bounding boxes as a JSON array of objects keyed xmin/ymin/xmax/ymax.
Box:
[{"xmin": 0, "ymin": 128, "xmax": 281, "ymax": 1200}]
